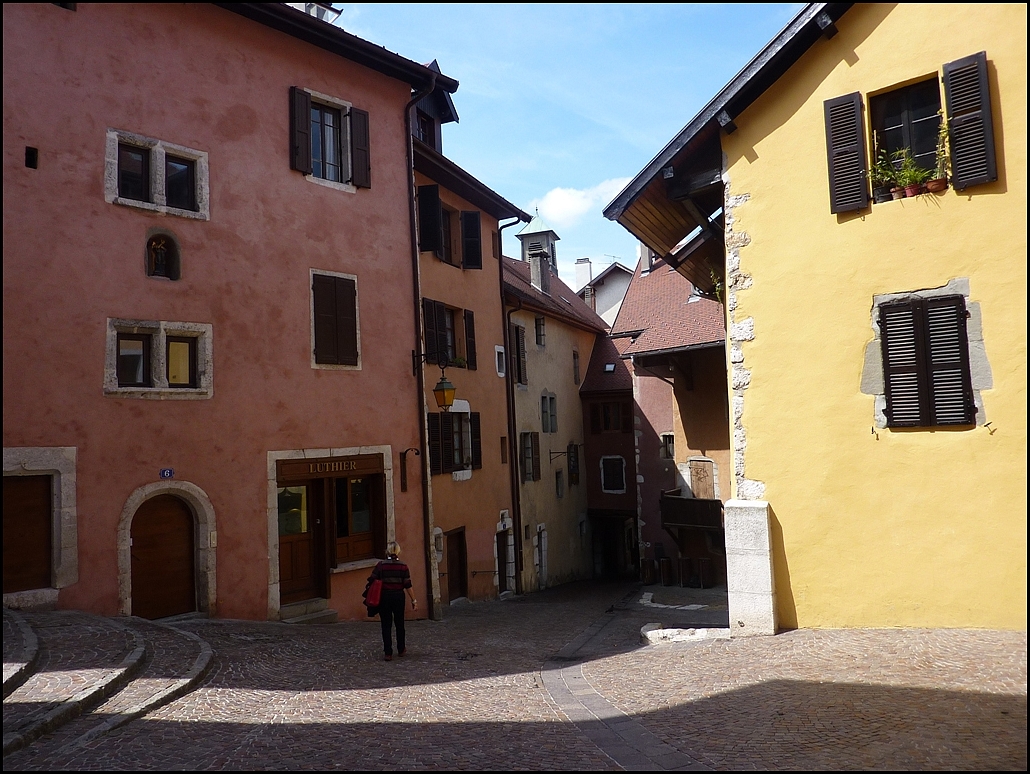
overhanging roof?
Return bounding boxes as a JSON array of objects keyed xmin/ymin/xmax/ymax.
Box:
[
  {"xmin": 215, "ymin": 3, "xmax": 459, "ymax": 92},
  {"xmin": 414, "ymin": 141, "xmax": 530, "ymax": 222},
  {"xmin": 602, "ymin": 3, "xmax": 853, "ymax": 288}
]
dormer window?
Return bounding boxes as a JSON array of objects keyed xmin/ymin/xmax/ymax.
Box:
[{"xmin": 415, "ymin": 110, "xmax": 437, "ymax": 150}]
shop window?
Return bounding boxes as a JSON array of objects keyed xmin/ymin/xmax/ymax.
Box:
[{"xmin": 335, "ymin": 477, "xmax": 374, "ymax": 562}]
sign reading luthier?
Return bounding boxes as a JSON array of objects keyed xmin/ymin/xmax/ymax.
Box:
[{"xmin": 276, "ymin": 454, "xmax": 384, "ymax": 482}]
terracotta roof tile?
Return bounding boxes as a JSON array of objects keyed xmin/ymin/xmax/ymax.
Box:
[
  {"xmin": 502, "ymin": 257, "xmax": 608, "ymax": 333},
  {"xmin": 612, "ymin": 262, "xmax": 725, "ymax": 356},
  {"xmin": 580, "ymin": 335, "xmax": 633, "ymax": 394}
]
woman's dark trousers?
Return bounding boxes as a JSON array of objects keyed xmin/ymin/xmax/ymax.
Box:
[{"xmin": 379, "ymin": 591, "xmax": 406, "ymax": 656}]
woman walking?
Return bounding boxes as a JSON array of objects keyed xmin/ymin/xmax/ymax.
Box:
[{"xmin": 369, "ymin": 542, "xmax": 417, "ymax": 660}]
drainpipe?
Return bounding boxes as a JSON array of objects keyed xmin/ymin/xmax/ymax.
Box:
[
  {"xmin": 405, "ymin": 73, "xmax": 440, "ymax": 620},
  {"xmin": 500, "ymin": 253, "xmax": 525, "ymax": 594}
]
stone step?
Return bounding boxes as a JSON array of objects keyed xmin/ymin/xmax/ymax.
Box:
[
  {"xmin": 282, "ymin": 608, "xmax": 339, "ymax": 625},
  {"xmin": 2, "ymin": 611, "xmax": 145, "ymax": 755},
  {"xmin": 279, "ymin": 597, "xmax": 329, "ymax": 620},
  {"xmin": 2, "ymin": 617, "xmax": 213, "ymax": 767}
]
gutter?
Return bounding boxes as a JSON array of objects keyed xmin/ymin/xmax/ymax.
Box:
[
  {"xmin": 498, "ymin": 241, "xmax": 526, "ymax": 594},
  {"xmin": 404, "ymin": 73, "xmax": 441, "ymax": 621}
]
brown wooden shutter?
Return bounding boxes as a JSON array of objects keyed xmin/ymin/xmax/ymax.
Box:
[
  {"xmin": 427, "ymin": 413, "xmax": 443, "ymax": 475},
  {"xmin": 520, "ymin": 433, "xmax": 530, "ymax": 483},
  {"xmin": 531, "ymin": 432, "xmax": 541, "ymax": 481},
  {"xmin": 943, "ymin": 52, "xmax": 997, "ymax": 190},
  {"xmin": 517, "ymin": 326, "xmax": 528, "ymax": 385},
  {"xmin": 590, "ymin": 404, "xmax": 601, "ymax": 434},
  {"xmin": 435, "ymin": 302, "xmax": 449, "ymax": 365},
  {"xmin": 417, "ymin": 185, "xmax": 443, "ymax": 254},
  {"xmin": 879, "ymin": 300, "xmax": 926, "ymax": 427},
  {"xmin": 289, "ymin": 86, "xmax": 312, "ymax": 174},
  {"xmin": 441, "ymin": 412, "xmax": 455, "ymax": 473},
  {"xmin": 335, "ymin": 277, "xmax": 358, "ymax": 366},
  {"xmin": 621, "ymin": 401, "xmax": 633, "ymax": 433},
  {"xmin": 349, "ymin": 107, "xmax": 371, "ymax": 188},
  {"xmin": 470, "ymin": 412, "xmax": 482, "ymax": 469},
  {"xmin": 312, "ymin": 273, "xmax": 338, "ymax": 364},
  {"xmin": 823, "ymin": 92, "xmax": 869, "ymax": 214},
  {"xmin": 463, "ymin": 310, "xmax": 477, "ymax": 370},
  {"xmin": 423, "ymin": 297, "xmax": 439, "ymax": 364},
  {"xmin": 460, "ymin": 211, "xmax": 482, "ymax": 269},
  {"xmin": 924, "ymin": 296, "xmax": 975, "ymax": 425}
]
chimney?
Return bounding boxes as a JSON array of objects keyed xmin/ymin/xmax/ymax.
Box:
[
  {"xmin": 575, "ymin": 257, "xmax": 593, "ymax": 292},
  {"xmin": 530, "ymin": 250, "xmax": 550, "ymax": 295}
]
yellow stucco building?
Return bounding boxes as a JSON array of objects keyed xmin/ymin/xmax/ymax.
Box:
[{"xmin": 606, "ymin": 3, "xmax": 1026, "ymax": 632}]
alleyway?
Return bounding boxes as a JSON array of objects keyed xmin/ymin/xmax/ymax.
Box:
[{"xmin": 4, "ymin": 582, "xmax": 1026, "ymax": 771}]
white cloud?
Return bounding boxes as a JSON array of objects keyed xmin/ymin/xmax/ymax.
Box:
[{"xmin": 530, "ymin": 177, "xmax": 631, "ymax": 229}]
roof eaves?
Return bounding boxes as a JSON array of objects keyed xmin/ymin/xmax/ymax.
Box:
[
  {"xmin": 215, "ymin": 3, "xmax": 459, "ymax": 92},
  {"xmin": 603, "ymin": 2, "xmax": 852, "ymax": 221},
  {"xmin": 625, "ymin": 339, "xmax": 726, "ymax": 359},
  {"xmin": 414, "ymin": 141, "xmax": 530, "ymax": 222}
]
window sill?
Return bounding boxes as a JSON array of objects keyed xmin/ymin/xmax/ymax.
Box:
[
  {"xmin": 452, "ymin": 468, "xmax": 472, "ymax": 482},
  {"xmin": 311, "ymin": 361, "xmax": 362, "ymax": 372},
  {"xmin": 305, "ymin": 175, "xmax": 356, "ymax": 194},
  {"xmin": 111, "ymin": 196, "xmax": 209, "ymax": 221},
  {"xmin": 331, "ymin": 557, "xmax": 379, "ymax": 574},
  {"xmin": 104, "ymin": 386, "xmax": 212, "ymax": 400}
]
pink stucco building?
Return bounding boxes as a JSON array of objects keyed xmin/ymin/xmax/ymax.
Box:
[{"xmin": 3, "ymin": 3, "xmax": 457, "ymax": 621}]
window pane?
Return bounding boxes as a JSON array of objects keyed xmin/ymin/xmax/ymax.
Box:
[
  {"xmin": 335, "ymin": 480, "xmax": 349, "ymax": 537},
  {"xmin": 117, "ymin": 336, "xmax": 147, "ymax": 386},
  {"xmin": 118, "ymin": 144, "xmax": 148, "ymax": 202},
  {"xmin": 444, "ymin": 309, "xmax": 456, "ymax": 360},
  {"xmin": 602, "ymin": 458, "xmax": 625, "ymax": 491},
  {"xmin": 324, "ymin": 114, "xmax": 340, "ymax": 182},
  {"xmin": 167, "ymin": 339, "xmax": 193, "ymax": 386},
  {"xmin": 310, "ymin": 106, "xmax": 323, "ymax": 178},
  {"xmin": 277, "ymin": 486, "xmax": 308, "ymax": 535},
  {"xmin": 350, "ymin": 478, "xmax": 371, "ymax": 534},
  {"xmin": 165, "ymin": 156, "xmax": 196, "ymax": 211}
]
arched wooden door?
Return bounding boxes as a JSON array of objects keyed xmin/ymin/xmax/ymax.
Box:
[{"xmin": 131, "ymin": 494, "xmax": 196, "ymax": 619}]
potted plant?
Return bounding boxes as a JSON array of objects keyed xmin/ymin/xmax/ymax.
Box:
[
  {"xmin": 926, "ymin": 111, "xmax": 950, "ymax": 193},
  {"xmin": 893, "ymin": 148, "xmax": 931, "ymax": 197},
  {"xmin": 870, "ymin": 146, "xmax": 897, "ymax": 203}
]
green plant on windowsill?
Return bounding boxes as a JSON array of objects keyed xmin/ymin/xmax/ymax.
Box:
[
  {"xmin": 892, "ymin": 149, "xmax": 932, "ymax": 196},
  {"xmin": 926, "ymin": 111, "xmax": 950, "ymax": 193},
  {"xmin": 449, "ymin": 356, "xmax": 467, "ymax": 368},
  {"xmin": 871, "ymin": 147, "xmax": 898, "ymax": 203}
]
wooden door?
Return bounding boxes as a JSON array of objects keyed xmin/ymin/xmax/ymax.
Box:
[
  {"xmin": 278, "ymin": 483, "xmax": 319, "ymax": 604},
  {"xmin": 496, "ymin": 531, "xmax": 508, "ymax": 594},
  {"xmin": 446, "ymin": 529, "xmax": 467, "ymax": 601},
  {"xmin": 689, "ymin": 459, "xmax": 716, "ymax": 499},
  {"xmin": 3, "ymin": 475, "xmax": 52, "ymax": 593},
  {"xmin": 131, "ymin": 495, "xmax": 195, "ymax": 619}
]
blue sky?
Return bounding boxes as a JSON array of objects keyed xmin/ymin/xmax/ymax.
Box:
[{"xmin": 338, "ymin": 3, "xmax": 802, "ymax": 289}]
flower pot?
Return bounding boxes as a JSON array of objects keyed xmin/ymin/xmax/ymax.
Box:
[
  {"xmin": 873, "ymin": 185, "xmax": 893, "ymax": 204},
  {"xmin": 904, "ymin": 183, "xmax": 922, "ymax": 197},
  {"xmin": 890, "ymin": 187, "xmax": 904, "ymax": 200},
  {"xmin": 925, "ymin": 177, "xmax": 948, "ymax": 193}
]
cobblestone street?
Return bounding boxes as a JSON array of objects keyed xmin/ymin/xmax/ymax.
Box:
[{"xmin": 4, "ymin": 582, "xmax": 1026, "ymax": 771}]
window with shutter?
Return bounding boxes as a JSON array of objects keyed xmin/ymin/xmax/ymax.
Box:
[
  {"xmin": 418, "ymin": 185, "xmax": 443, "ymax": 255},
  {"xmin": 541, "ymin": 396, "xmax": 550, "ymax": 433},
  {"xmin": 823, "ymin": 92, "xmax": 869, "ymax": 213},
  {"xmin": 312, "ymin": 273, "xmax": 358, "ymax": 367},
  {"xmin": 291, "ymin": 86, "xmax": 370, "ymax": 190},
  {"xmin": 428, "ymin": 413, "xmax": 443, "ymax": 475},
  {"xmin": 531, "ymin": 432, "xmax": 541, "ymax": 481},
  {"xmin": 943, "ymin": 51, "xmax": 997, "ymax": 190},
  {"xmin": 470, "ymin": 412, "xmax": 482, "ymax": 470},
  {"xmin": 461, "ymin": 211, "xmax": 482, "ymax": 269},
  {"xmin": 549, "ymin": 396, "xmax": 558, "ymax": 435},
  {"xmin": 880, "ymin": 295, "xmax": 975, "ymax": 427},
  {"xmin": 463, "ymin": 310, "xmax": 477, "ymax": 370},
  {"xmin": 511, "ymin": 324, "xmax": 528, "ymax": 385}
]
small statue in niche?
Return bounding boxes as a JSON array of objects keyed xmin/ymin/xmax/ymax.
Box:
[{"xmin": 146, "ymin": 234, "xmax": 178, "ymax": 279}]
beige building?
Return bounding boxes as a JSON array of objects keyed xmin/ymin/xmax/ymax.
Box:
[{"xmin": 502, "ymin": 217, "xmax": 607, "ymax": 591}]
